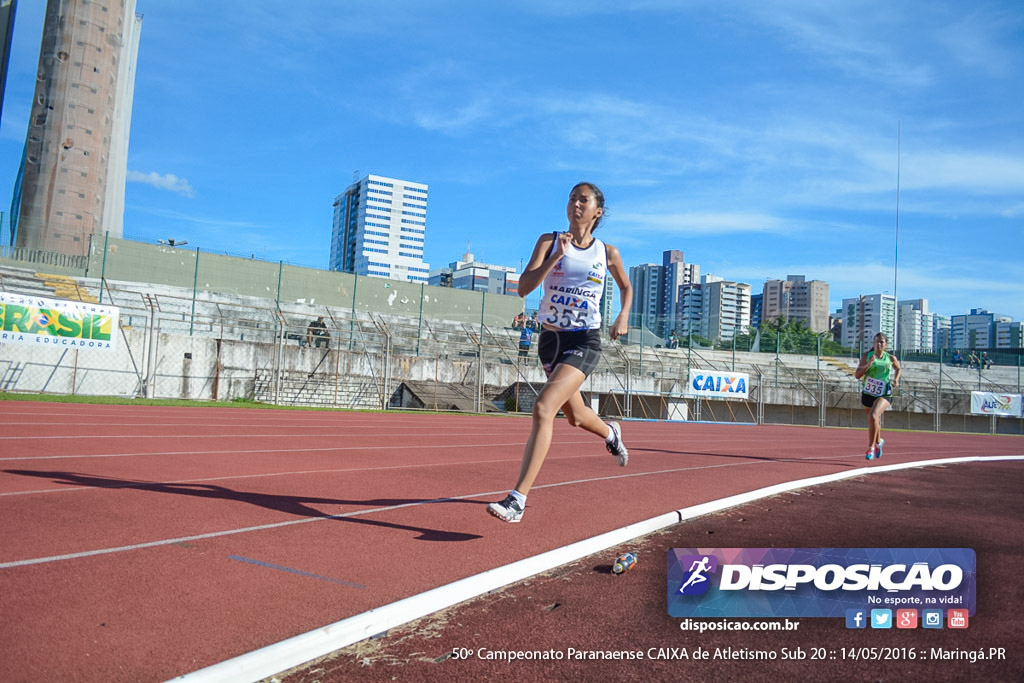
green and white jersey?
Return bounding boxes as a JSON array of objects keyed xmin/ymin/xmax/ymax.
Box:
[{"xmin": 861, "ymin": 351, "xmax": 892, "ymax": 396}]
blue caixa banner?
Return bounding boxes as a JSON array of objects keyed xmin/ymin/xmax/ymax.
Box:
[{"xmin": 667, "ymin": 548, "xmax": 976, "ymax": 618}]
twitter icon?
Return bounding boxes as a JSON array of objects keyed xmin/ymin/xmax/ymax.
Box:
[{"xmin": 870, "ymin": 609, "xmax": 893, "ymax": 629}]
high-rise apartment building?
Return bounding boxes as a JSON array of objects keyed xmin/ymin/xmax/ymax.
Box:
[
  {"xmin": 951, "ymin": 309, "xmax": 1011, "ymax": 349},
  {"xmin": 699, "ymin": 276, "xmax": 750, "ymax": 343},
  {"xmin": 995, "ymin": 321, "xmax": 1024, "ymax": 349},
  {"xmin": 749, "ymin": 292, "xmax": 763, "ymax": 329},
  {"xmin": 841, "ymin": 294, "xmax": 896, "ymax": 351},
  {"xmin": 628, "ymin": 263, "xmax": 662, "ymax": 330},
  {"xmin": 933, "ymin": 314, "xmax": 951, "ymax": 351},
  {"xmin": 897, "ymin": 299, "xmax": 936, "ymax": 352},
  {"xmin": 12, "ymin": 0, "xmax": 142, "ymax": 255},
  {"xmin": 761, "ymin": 275, "xmax": 830, "ymax": 333},
  {"xmin": 628, "ymin": 249, "xmax": 698, "ymax": 336},
  {"xmin": 330, "ymin": 174, "xmax": 430, "ymax": 283}
]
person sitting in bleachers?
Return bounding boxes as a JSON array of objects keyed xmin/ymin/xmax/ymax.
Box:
[{"xmin": 951, "ymin": 350, "xmax": 963, "ymax": 367}]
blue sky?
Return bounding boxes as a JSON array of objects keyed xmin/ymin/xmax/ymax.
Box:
[{"xmin": 2, "ymin": 0, "xmax": 1022, "ymax": 320}]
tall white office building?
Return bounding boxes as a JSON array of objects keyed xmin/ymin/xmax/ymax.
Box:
[
  {"xmin": 898, "ymin": 299, "xmax": 935, "ymax": 352},
  {"xmin": 699, "ymin": 276, "xmax": 751, "ymax": 343},
  {"xmin": 330, "ymin": 174, "xmax": 430, "ymax": 283},
  {"xmin": 628, "ymin": 249, "xmax": 699, "ymax": 336},
  {"xmin": 841, "ymin": 294, "xmax": 896, "ymax": 351}
]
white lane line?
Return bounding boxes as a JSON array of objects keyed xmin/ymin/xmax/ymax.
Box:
[
  {"xmin": 0, "ymin": 448, "xmax": 839, "ymax": 497},
  {"xmin": 0, "ymin": 428, "xmax": 515, "ymax": 440},
  {"xmin": 0, "ymin": 439, "xmax": 558, "ymax": 462},
  {"xmin": 170, "ymin": 455, "xmax": 1024, "ymax": 683},
  {"xmin": 0, "ymin": 490, "xmax": 507, "ymax": 570},
  {"xmin": 9, "ymin": 451, "xmax": 1015, "ymax": 568}
]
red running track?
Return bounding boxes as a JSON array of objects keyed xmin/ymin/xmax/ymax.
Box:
[{"xmin": 0, "ymin": 401, "xmax": 1020, "ymax": 681}]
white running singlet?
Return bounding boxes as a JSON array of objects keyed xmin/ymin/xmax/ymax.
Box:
[{"xmin": 541, "ymin": 235, "xmax": 607, "ymax": 331}]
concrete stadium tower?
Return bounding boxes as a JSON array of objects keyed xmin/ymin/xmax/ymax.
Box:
[{"xmin": 12, "ymin": 0, "xmax": 142, "ymax": 256}]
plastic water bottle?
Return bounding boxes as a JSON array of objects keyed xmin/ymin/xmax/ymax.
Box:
[{"xmin": 612, "ymin": 552, "xmax": 637, "ymax": 575}]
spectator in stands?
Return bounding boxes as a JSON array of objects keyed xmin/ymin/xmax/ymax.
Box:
[
  {"xmin": 951, "ymin": 350, "xmax": 963, "ymax": 367},
  {"xmin": 666, "ymin": 330, "xmax": 679, "ymax": 349},
  {"xmin": 518, "ymin": 325, "xmax": 534, "ymax": 358},
  {"xmin": 512, "ymin": 313, "xmax": 526, "ymax": 329},
  {"xmin": 487, "ymin": 181, "xmax": 632, "ymax": 525},
  {"xmin": 307, "ymin": 316, "xmax": 330, "ymax": 349},
  {"xmin": 968, "ymin": 351, "xmax": 979, "ymax": 369},
  {"xmin": 981, "ymin": 351, "xmax": 992, "ymax": 369},
  {"xmin": 527, "ymin": 311, "xmax": 540, "ymax": 330}
]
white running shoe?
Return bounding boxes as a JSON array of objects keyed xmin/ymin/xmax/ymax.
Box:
[
  {"xmin": 487, "ymin": 494, "xmax": 525, "ymax": 523},
  {"xmin": 606, "ymin": 422, "xmax": 628, "ymax": 467}
]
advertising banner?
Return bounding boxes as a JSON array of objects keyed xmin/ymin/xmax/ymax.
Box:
[
  {"xmin": 970, "ymin": 392, "xmax": 1023, "ymax": 418},
  {"xmin": 0, "ymin": 292, "xmax": 119, "ymax": 350},
  {"xmin": 686, "ymin": 370, "xmax": 749, "ymax": 400},
  {"xmin": 668, "ymin": 548, "xmax": 976, "ymax": 619}
]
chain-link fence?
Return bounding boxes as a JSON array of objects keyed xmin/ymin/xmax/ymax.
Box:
[{"xmin": 2, "ymin": 259, "xmax": 1023, "ymax": 436}]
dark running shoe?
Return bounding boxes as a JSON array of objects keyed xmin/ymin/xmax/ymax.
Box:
[
  {"xmin": 606, "ymin": 421, "xmax": 628, "ymax": 467},
  {"xmin": 487, "ymin": 494, "xmax": 524, "ymax": 523}
]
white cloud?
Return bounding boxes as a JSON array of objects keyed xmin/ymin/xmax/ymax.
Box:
[
  {"xmin": 127, "ymin": 170, "xmax": 196, "ymax": 198},
  {"xmin": 614, "ymin": 211, "xmax": 784, "ymax": 234}
]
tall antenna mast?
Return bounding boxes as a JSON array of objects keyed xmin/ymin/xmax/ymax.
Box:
[{"xmin": 893, "ymin": 122, "xmax": 901, "ymax": 352}]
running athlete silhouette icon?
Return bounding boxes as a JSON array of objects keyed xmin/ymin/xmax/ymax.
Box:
[{"xmin": 679, "ymin": 556, "xmax": 712, "ymax": 593}]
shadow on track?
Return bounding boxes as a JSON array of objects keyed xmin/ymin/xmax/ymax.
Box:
[
  {"xmin": 4, "ymin": 469, "xmax": 483, "ymax": 542},
  {"xmin": 634, "ymin": 448, "xmax": 861, "ymax": 468}
]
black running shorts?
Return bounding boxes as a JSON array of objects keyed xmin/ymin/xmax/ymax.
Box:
[
  {"xmin": 538, "ymin": 329, "xmax": 602, "ymax": 378},
  {"xmin": 861, "ymin": 387, "xmax": 893, "ymax": 408}
]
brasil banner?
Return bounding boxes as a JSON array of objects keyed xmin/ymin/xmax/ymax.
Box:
[{"xmin": 0, "ymin": 292, "xmax": 118, "ymax": 350}]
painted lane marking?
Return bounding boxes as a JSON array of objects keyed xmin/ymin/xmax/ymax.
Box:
[
  {"xmin": 172, "ymin": 455, "xmax": 1024, "ymax": 683},
  {"xmin": 228, "ymin": 555, "xmax": 366, "ymax": 589},
  {"xmin": 9, "ymin": 453, "xmax": 1021, "ymax": 568}
]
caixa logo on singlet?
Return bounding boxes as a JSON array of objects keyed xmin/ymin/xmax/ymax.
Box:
[{"xmin": 667, "ymin": 548, "xmax": 976, "ymax": 619}]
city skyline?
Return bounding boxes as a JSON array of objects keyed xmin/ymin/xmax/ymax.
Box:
[{"xmin": 1, "ymin": 1, "xmax": 1021, "ymax": 321}]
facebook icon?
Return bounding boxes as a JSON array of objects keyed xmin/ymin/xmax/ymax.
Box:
[{"xmin": 846, "ymin": 609, "xmax": 867, "ymax": 629}]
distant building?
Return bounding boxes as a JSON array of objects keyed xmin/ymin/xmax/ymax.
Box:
[
  {"xmin": 761, "ymin": 275, "xmax": 830, "ymax": 333},
  {"xmin": 699, "ymin": 276, "xmax": 750, "ymax": 343},
  {"xmin": 841, "ymin": 294, "xmax": 896, "ymax": 351},
  {"xmin": 950, "ymin": 309, "xmax": 1011, "ymax": 349},
  {"xmin": 330, "ymin": 174, "xmax": 430, "ymax": 283},
  {"xmin": 12, "ymin": 0, "xmax": 143, "ymax": 255},
  {"xmin": 933, "ymin": 314, "xmax": 951, "ymax": 351},
  {"xmin": 898, "ymin": 298, "xmax": 936, "ymax": 352},
  {"xmin": 428, "ymin": 244, "xmax": 519, "ymax": 296},
  {"xmin": 995, "ymin": 321, "xmax": 1024, "ymax": 349},
  {"xmin": 749, "ymin": 292, "xmax": 763, "ymax": 329},
  {"xmin": 628, "ymin": 249, "xmax": 698, "ymax": 336}
]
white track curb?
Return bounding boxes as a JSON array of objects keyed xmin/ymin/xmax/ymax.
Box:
[{"xmin": 171, "ymin": 455, "xmax": 1024, "ymax": 683}]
